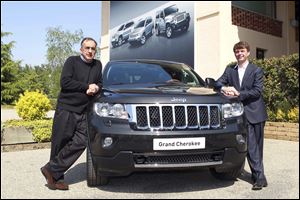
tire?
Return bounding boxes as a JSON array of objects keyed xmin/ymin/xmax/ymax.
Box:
[
  {"xmin": 117, "ymin": 36, "xmax": 123, "ymax": 46},
  {"xmin": 183, "ymin": 23, "xmax": 189, "ymax": 32},
  {"xmin": 210, "ymin": 160, "xmax": 245, "ymax": 180},
  {"xmin": 140, "ymin": 33, "xmax": 146, "ymax": 45},
  {"xmin": 86, "ymin": 148, "xmax": 109, "ymax": 187},
  {"xmin": 166, "ymin": 25, "xmax": 173, "ymax": 38},
  {"xmin": 155, "ymin": 27, "xmax": 160, "ymax": 36}
]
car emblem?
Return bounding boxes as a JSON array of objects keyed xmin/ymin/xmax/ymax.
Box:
[{"xmin": 171, "ymin": 97, "xmax": 186, "ymax": 103}]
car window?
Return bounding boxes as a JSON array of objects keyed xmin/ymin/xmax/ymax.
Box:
[
  {"xmin": 146, "ymin": 18, "xmax": 151, "ymax": 26},
  {"xmin": 160, "ymin": 11, "xmax": 164, "ymax": 18},
  {"xmin": 164, "ymin": 5, "xmax": 178, "ymax": 16},
  {"xmin": 117, "ymin": 24, "xmax": 125, "ymax": 31},
  {"xmin": 156, "ymin": 13, "xmax": 159, "ymax": 19},
  {"xmin": 125, "ymin": 22, "xmax": 134, "ymax": 29},
  {"xmin": 135, "ymin": 20, "xmax": 145, "ymax": 28}
]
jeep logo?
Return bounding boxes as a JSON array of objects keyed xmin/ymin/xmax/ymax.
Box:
[{"xmin": 171, "ymin": 97, "xmax": 186, "ymax": 103}]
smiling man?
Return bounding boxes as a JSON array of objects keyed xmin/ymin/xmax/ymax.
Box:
[{"xmin": 216, "ymin": 41, "xmax": 268, "ymax": 190}]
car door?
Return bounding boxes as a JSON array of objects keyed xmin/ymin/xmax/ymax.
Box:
[
  {"xmin": 123, "ymin": 21, "xmax": 134, "ymax": 40},
  {"xmin": 156, "ymin": 10, "xmax": 165, "ymax": 31},
  {"xmin": 145, "ymin": 18, "xmax": 152, "ymax": 36}
]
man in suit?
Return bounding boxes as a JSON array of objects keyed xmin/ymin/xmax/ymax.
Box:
[{"xmin": 216, "ymin": 41, "xmax": 268, "ymax": 190}]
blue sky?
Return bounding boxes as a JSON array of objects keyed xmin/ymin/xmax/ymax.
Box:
[{"xmin": 1, "ymin": 1, "xmax": 102, "ymax": 66}]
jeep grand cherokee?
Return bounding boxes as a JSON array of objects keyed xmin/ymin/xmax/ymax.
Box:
[{"xmin": 86, "ymin": 59, "xmax": 247, "ymax": 186}]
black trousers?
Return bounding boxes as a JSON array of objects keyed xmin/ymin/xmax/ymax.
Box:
[
  {"xmin": 46, "ymin": 108, "xmax": 87, "ymax": 181},
  {"xmin": 247, "ymin": 121, "xmax": 267, "ymax": 183}
]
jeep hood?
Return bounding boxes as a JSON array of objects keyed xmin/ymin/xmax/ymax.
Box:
[
  {"xmin": 131, "ymin": 27, "xmax": 144, "ymax": 35},
  {"xmin": 165, "ymin": 12, "xmax": 186, "ymax": 21},
  {"xmin": 106, "ymin": 85, "xmax": 216, "ymax": 95},
  {"xmin": 96, "ymin": 84, "xmax": 236, "ymax": 104}
]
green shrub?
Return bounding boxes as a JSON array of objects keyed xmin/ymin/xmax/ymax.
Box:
[
  {"xmin": 1, "ymin": 121, "xmax": 4, "ymax": 143},
  {"xmin": 253, "ymin": 54, "xmax": 299, "ymax": 122},
  {"xmin": 287, "ymin": 107, "xmax": 299, "ymax": 123},
  {"xmin": 4, "ymin": 119, "xmax": 53, "ymax": 142},
  {"xmin": 267, "ymin": 109, "xmax": 276, "ymax": 122},
  {"xmin": 276, "ymin": 109, "xmax": 286, "ymax": 122},
  {"xmin": 32, "ymin": 126, "xmax": 52, "ymax": 143},
  {"xmin": 16, "ymin": 90, "xmax": 52, "ymax": 120},
  {"xmin": 49, "ymin": 98, "xmax": 57, "ymax": 110}
]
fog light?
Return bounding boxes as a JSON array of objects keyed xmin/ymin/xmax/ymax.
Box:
[
  {"xmin": 102, "ymin": 137, "xmax": 113, "ymax": 148},
  {"xmin": 236, "ymin": 134, "xmax": 246, "ymax": 145}
]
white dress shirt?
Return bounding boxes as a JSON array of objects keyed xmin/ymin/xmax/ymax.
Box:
[{"xmin": 235, "ymin": 60, "xmax": 249, "ymax": 87}]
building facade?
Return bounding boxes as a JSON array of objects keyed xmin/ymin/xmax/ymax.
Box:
[{"xmin": 100, "ymin": 1, "xmax": 299, "ymax": 79}]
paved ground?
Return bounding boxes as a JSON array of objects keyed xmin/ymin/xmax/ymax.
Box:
[{"xmin": 1, "ymin": 139, "xmax": 299, "ymax": 199}]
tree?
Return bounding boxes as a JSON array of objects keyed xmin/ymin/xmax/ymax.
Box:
[
  {"xmin": 16, "ymin": 64, "xmax": 51, "ymax": 95},
  {"xmin": 1, "ymin": 30, "xmax": 21, "ymax": 104},
  {"xmin": 46, "ymin": 26, "xmax": 83, "ymax": 69},
  {"xmin": 45, "ymin": 26, "xmax": 83, "ymax": 98}
]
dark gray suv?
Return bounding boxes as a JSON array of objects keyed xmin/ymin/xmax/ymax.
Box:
[{"xmin": 86, "ymin": 59, "xmax": 247, "ymax": 186}]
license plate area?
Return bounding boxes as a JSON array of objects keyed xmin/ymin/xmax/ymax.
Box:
[{"xmin": 153, "ymin": 137, "xmax": 205, "ymax": 150}]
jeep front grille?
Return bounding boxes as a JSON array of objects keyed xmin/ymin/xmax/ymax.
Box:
[
  {"xmin": 176, "ymin": 14, "xmax": 185, "ymax": 23},
  {"xmin": 128, "ymin": 104, "xmax": 221, "ymax": 130}
]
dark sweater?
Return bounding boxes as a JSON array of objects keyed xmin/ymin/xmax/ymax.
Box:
[{"xmin": 56, "ymin": 56, "xmax": 102, "ymax": 113}]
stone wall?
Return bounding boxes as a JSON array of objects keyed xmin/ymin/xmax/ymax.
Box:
[{"xmin": 264, "ymin": 122, "xmax": 299, "ymax": 141}]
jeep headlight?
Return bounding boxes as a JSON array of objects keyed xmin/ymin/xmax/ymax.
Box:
[
  {"xmin": 94, "ymin": 103, "xmax": 128, "ymax": 119},
  {"xmin": 222, "ymin": 103, "xmax": 244, "ymax": 118}
]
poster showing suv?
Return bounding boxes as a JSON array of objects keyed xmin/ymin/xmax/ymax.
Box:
[
  {"xmin": 110, "ymin": 1, "xmax": 194, "ymax": 68},
  {"xmin": 128, "ymin": 16, "xmax": 154, "ymax": 46},
  {"xmin": 155, "ymin": 4, "xmax": 190, "ymax": 38},
  {"xmin": 111, "ymin": 21, "xmax": 135, "ymax": 48}
]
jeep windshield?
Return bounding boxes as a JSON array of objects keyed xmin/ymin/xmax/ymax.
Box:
[
  {"xmin": 135, "ymin": 20, "xmax": 145, "ymax": 28},
  {"xmin": 165, "ymin": 5, "xmax": 178, "ymax": 16},
  {"xmin": 103, "ymin": 61, "xmax": 205, "ymax": 87}
]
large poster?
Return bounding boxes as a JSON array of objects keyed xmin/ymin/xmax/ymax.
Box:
[{"xmin": 110, "ymin": 1, "xmax": 194, "ymax": 68}]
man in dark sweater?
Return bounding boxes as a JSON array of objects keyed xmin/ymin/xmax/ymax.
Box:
[{"xmin": 41, "ymin": 37, "xmax": 102, "ymax": 190}]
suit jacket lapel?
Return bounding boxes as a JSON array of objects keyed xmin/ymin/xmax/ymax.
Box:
[
  {"xmin": 241, "ymin": 64, "xmax": 253, "ymax": 89},
  {"xmin": 233, "ymin": 67, "xmax": 240, "ymax": 90}
]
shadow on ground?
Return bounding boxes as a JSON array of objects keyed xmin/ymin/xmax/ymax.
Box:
[{"xmin": 65, "ymin": 162, "xmax": 237, "ymax": 193}]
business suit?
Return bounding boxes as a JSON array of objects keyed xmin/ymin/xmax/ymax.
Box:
[{"xmin": 217, "ymin": 63, "xmax": 268, "ymax": 187}]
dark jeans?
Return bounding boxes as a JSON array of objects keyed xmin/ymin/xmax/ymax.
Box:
[{"xmin": 46, "ymin": 108, "xmax": 87, "ymax": 181}]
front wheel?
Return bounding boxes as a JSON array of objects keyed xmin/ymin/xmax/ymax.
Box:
[
  {"xmin": 155, "ymin": 27, "xmax": 160, "ymax": 36},
  {"xmin": 210, "ymin": 160, "xmax": 245, "ymax": 180},
  {"xmin": 140, "ymin": 33, "xmax": 146, "ymax": 45},
  {"xmin": 183, "ymin": 23, "xmax": 189, "ymax": 32},
  {"xmin": 117, "ymin": 36, "xmax": 123, "ymax": 46},
  {"xmin": 86, "ymin": 148, "xmax": 109, "ymax": 186},
  {"xmin": 166, "ymin": 25, "xmax": 173, "ymax": 38}
]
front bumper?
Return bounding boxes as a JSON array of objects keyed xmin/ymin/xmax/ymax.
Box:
[
  {"xmin": 171, "ymin": 18, "xmax": 190, "ymax": 30},
  {"xmin": 87, "ymin": 114, "xmax": 247, "ymax": 176},
  {"xmin": 128, "ymin": 35, "xmax": 142, "ymax": 43}
]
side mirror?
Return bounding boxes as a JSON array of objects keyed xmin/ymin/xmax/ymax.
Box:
[{"xmin": 205, "ymin": 78, "xmax": 216, "ymax": 88}]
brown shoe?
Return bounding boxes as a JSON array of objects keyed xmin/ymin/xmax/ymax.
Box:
[
  {"xmin": 41, "ymin": 166, "xmax": 69, "ymax": 190},
  {"xmin": 41, "ymin": 166, "xmax": 56, "ymax": 190},
  {"xmin": 55, "ymin": 180, "xmax": 69, "ymax": 190}
]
